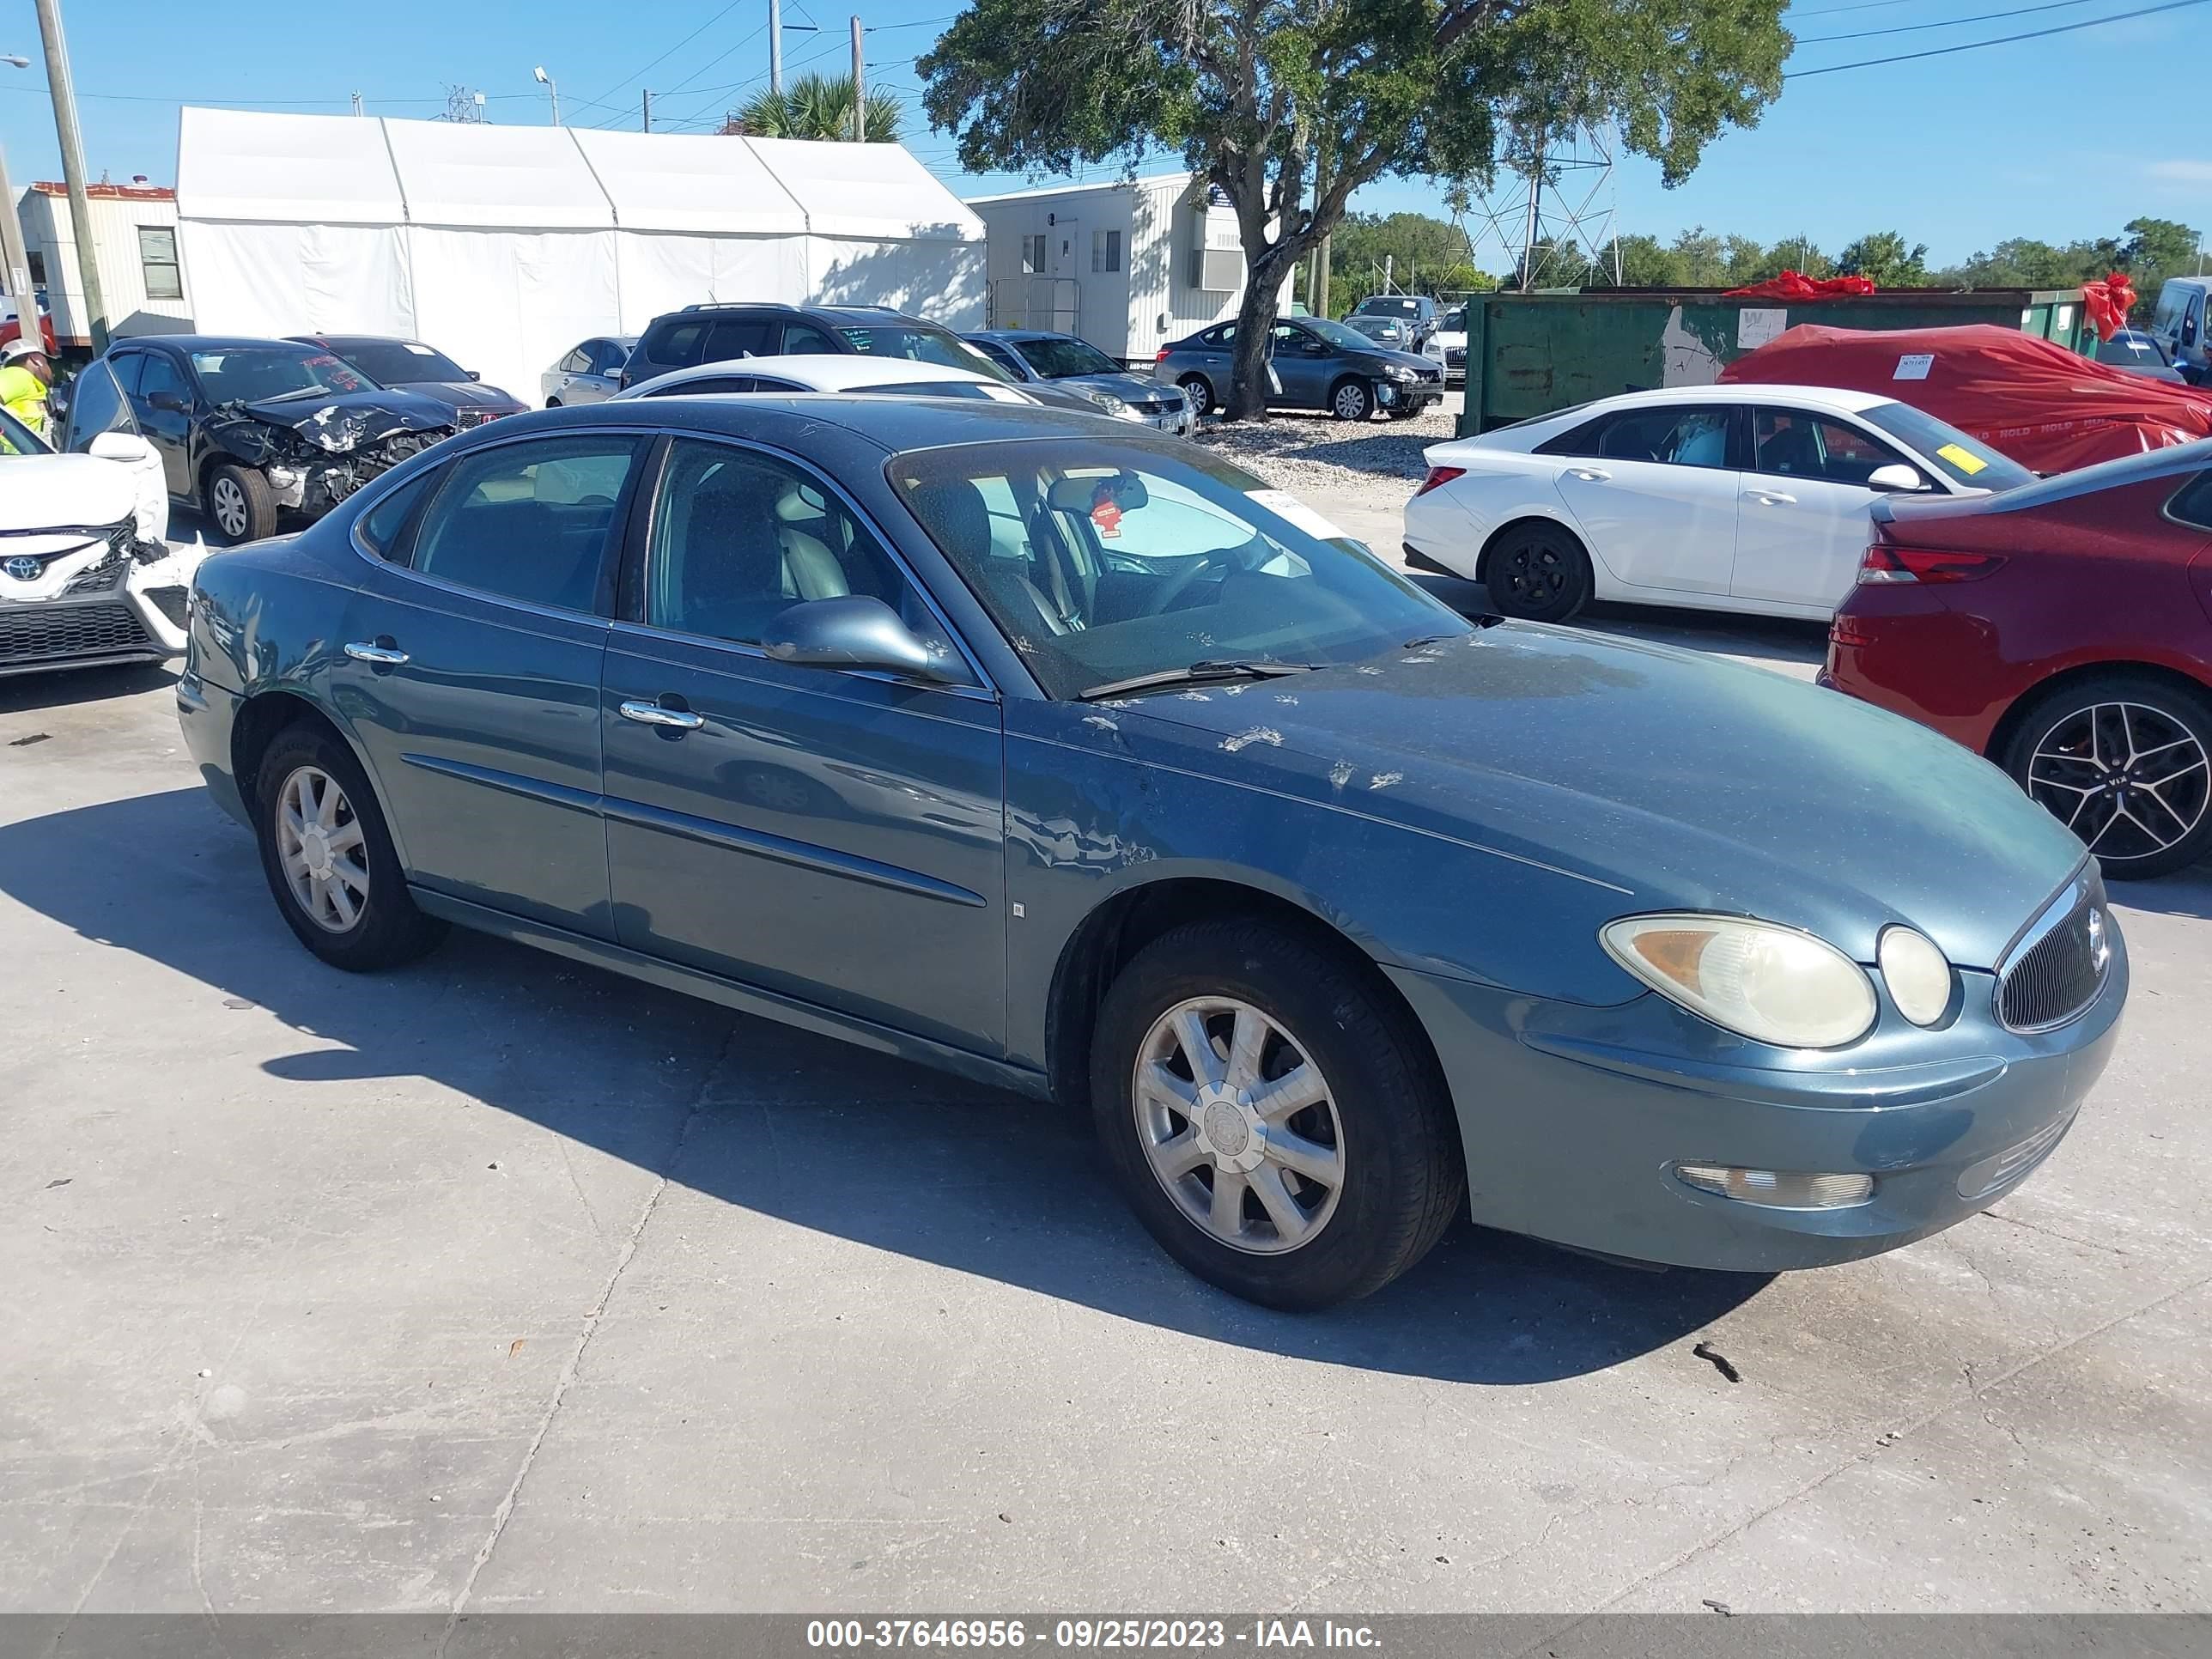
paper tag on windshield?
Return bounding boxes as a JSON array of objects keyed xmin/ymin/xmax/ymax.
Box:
[
  {"xmin": 1936, "ymin": 441, "xmax": 1987, "ymax": 476},
  {"xmin": 1248, "ymin": 489, "xmax": 1351, "ymax": 544},
  {"xmin": 1893, "ymin": 353, "xmax": 1934, "ymax": 380}
]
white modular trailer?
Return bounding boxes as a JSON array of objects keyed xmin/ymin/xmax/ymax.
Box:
[
  {"xmin": 173, "ymin": 109, "xmax": 987, "ymax": 406},
  {"xmin": 968, "ymin": 173, "xmax": 1254, "ymax": 365},
  {"xmin": 15, "ymin": 183, "xmax": 195, "ymax": 348}
]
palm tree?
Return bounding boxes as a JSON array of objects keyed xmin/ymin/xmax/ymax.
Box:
[{"xmin": 724, "ymin": 73, "xmax": 902, "ymax": 143}]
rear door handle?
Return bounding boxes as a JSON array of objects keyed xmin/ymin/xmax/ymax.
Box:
[
  {"xmin": 343, "ymin": 641, "xmax": 409, "ymax": 666},
  {"xmin": 619, "ymin": 699, "xmax": 704, "ymax": 731},
  {"xmin": 1566, "ymin": 467, "xmax": 1610, "ymax": 482},
  {"xmin": 1747, "ymin": 490, "xmax": 1797, "ymax": 506}
]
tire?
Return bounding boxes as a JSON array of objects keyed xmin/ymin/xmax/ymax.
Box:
[
  {"xmin": 205, "ymin": 462, "xmax": 277, "ymax": 545},
  {"xmin": 252, "ymin": 724, "xmax": 447, "ymax": 970},
  {"xmin": 1328, "ymin": 379, "xmax": 1374, "ymax": 422},
  {"xmin": 1089, "ymin": 918, "xmax": 1464, "ymax": 1310},
  {"xmin": 2001, "ymin": 672, "xmax": 2212, "ymax": 880},
  {"xmin": 1483, "ymin": 521, "xmax": 1593, "ymax": 623},
  {"xmin": 545, "ymin": 397, "xmax": 562, "ymax": 409},
  {"xmin": 1176, "ymin": 374, "xmax": 1215, "ymax": 419}
]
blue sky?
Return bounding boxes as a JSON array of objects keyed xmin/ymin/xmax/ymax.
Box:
[{"xmin": 2, "ymin": 0, "xmax": 2204, "ymax": 273}]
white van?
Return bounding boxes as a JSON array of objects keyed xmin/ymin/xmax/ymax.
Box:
[{"xmin": 2149, "ymin": 276, "xmax": 2209, "ymax": 382}]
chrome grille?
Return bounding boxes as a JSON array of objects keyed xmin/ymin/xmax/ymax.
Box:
[
  {"xmin": 1996, "ymin": 875, "xmax": 2110, "ymax": 1033},
  {"xmin": 0, "ymin": 600, "xmax": 154, "ymax": 665}
]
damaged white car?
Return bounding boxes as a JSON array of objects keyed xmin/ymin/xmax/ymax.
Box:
[{"xmin": 1, "ymin": 404, "xmax": 198, "ymax": 679}]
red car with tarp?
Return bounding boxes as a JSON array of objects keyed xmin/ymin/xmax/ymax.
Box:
[{"xmin": 1721, "ymin": 323, "xmax": 2212, "ymax": 474}]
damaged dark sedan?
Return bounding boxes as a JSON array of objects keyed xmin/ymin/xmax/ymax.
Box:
[{"xmin": 85, "ymin": 336, "xmax": 458, "ymax": 544}]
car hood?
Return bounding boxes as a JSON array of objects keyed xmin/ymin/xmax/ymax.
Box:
[
  {"xmin": 1109, "ymin": 624, "xmax": 2084, "ymax": 969},
  {"xmin": 1355, "ymin": 343, "xmax": 1440, "ymax": 373},
  {"xmin": 0, "ymin": 453, "xmax": 139, "ymax": 536},
  {"xmin": 1055, "ymin": 371, "xmax": 1179, "ymax": 404},
  {"xmin": 222, "ymin": 387, "xmax": 457, "ymax": 453}
]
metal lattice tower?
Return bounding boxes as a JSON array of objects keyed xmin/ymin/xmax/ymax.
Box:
[{"xmin": 1456, "ymin": 119, "xmax": 1622, "ymax": 291}]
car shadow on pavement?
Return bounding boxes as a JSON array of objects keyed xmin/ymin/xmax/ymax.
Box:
[
  {"xmin": 2, "ymin": 786, "xmax": 1767, "ymax": 1386},
  {"xmin": 0, "ymin": 661, "xmax": 176, "ymax": 715}
]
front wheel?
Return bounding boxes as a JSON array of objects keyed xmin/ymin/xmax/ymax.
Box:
[
  {"xmin": 205, "ymin": 462, "xmax": 277, "ymax": 545},
  {"xmin": 1089, "ymin": 919, "xmax": 1463, "ymax": 1310},
  {"xmin": 545, "ymin": 397, "xmax": 563, "ymax": 409},
  {"xmin": 1484, "ymin": 522, "xmax": 1592, "ymax": 623},
  {"xmin": 2002, "ymin": 673, "xmax": 2212, "ymax": 879},
  {"xmin": 253, "ymin": 725, "xmax": 447, "ymax": 970},
  {"xmin": 1329, "ymin": 379, "xmax": 1374, "ymax": 422}
]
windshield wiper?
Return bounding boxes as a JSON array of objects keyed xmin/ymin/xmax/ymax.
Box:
[
  {"xmin": 1078, "ymin": 659, "xmax": 1322, "ymax": 701},
  {"xmin": 252, "ymin": 386, "xmax": 337, "ymax": 404}
]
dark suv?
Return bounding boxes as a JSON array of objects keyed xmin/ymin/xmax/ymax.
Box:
[{"xmin": 621, "ymin": 302, "xmax": 1012, "ymax": 391}]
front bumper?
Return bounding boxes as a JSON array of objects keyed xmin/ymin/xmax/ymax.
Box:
[
  {"xmin": 1387, "ymin": 923, "xmax": 2127, "ymax": 1273},
  {"xmin": 1377, "ymin": 379, "xmax": 1443, "ymax": 412}
]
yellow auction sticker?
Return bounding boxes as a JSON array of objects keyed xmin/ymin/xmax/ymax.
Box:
[{"xmin": 1936, "ymin": 442, "xmax": 1988, "ymax": 476}]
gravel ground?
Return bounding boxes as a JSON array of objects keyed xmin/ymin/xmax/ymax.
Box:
[{"xmin": 1194, "ymin": 393, "xmax": 1463, "ymax": 521}]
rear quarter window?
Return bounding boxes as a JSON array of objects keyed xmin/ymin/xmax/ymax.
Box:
[
  {"xmin": 2170, "ymin": 470, "xmax": 2212, "ymax": 532},
  {"xmin": 642, "ymin": 320, "xmax": 706, "ymax": 369}
]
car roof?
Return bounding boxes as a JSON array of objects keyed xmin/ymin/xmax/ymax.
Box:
[
  {"xmin": 660, "ymin": 302, "xmax": 924, "ymax": 325},
  {"xmin": 289, "ymin": 333, "xmax": 424, "ymax": 349},
  {"xmin": 966, "ymin": 329, "xmax": 1076, "ymax": 343},
  {"xmin": 112, "ymin": 335, "xmax": 301, "ymax": 355},
  {"xmin": 524, "ymin": 391, "xmax": 1140, "ymax": 453},
  {"xmin": 617, "ymin": 354, "xmax": 1000, "ymax": 397},
  {"xmin": 1545, "ymin": 384, "xmax": 1898, "ymax": 418}
]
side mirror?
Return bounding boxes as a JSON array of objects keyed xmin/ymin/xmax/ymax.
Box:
[
  {"xmin": 601, "ymin": 368, "xmax": 623, "ymax": 383},
  {"xmin": 148, "ymin": 391, "xmax": 187, "ymax": 413},
  {"xmin": 466, "ymin": 369, "xmax": 482, "ymax": 381},
  {"xmin": 760, "ymin": 595, "xmax": 958, "ymax": 683},
  {"xmin": 88, "ymin": 431, "xmax": 154, "ymax": 465},
  {"xmin": 1867, "ymin": 463, "xmax": 1931, "ymax": 493}
]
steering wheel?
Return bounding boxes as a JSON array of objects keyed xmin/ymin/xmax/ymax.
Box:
[{"xmin": 1143, "ymin": 548, "xmax": 1237, "ymax": 616}]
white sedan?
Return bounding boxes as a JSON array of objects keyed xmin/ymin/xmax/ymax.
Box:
[
  {"xmin": 1, "ymin": 407, "xmax": 200, "ymax": 680},
  {"xmin": 1402, "ymin": 385, "xmax": 2033, "ymax": 623}
]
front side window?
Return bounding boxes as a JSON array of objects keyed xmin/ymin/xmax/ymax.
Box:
[
  {"xmin": 62, "ymin": 362, "xmax": 131, "ymax": 452},
  {"xmin": 189, "ymin": 346, "xmax": 368, "ymax": 403},
  {"xmin": 138, "ymin": 226, "xmax": 183, "ymax": 301},
  {"xmin": 409, "ymin": 436, "xmax": 644, "ymax": 613},
  {"xmin": 643, "ymin": 438, "xmax": 963, "ymax": 676},
  {"xmin": 781, "ymin": 321, "xmax": 838, "ymax": 355},
  {"xmin": 1751, "ymin": 410, "xmax": 1906, "ymax": 485},
  {"xmin": 893, "ymin": 439, "xmax": 1466, "ymax": 700},
  {"xmin": 1012, "ymin": 337, "xmax": 1119, "ymax": 379},
  {"xmin": 135, "ymin": 353, "xmax": 189, "ymax": 408},
  {"xmin": 1588, "ymin": 407, "xmax": 1734, "ymax": 468}
]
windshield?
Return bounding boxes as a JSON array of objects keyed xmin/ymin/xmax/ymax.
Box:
[
  {"xmin": 1860, "ymin": 402, "xmax": 2036, "ymax": 492},
  {"xmin": 326, "ymin": 339, "xmax": 469, "ymax": 385},
  {"xmin": 191, "ymin": 348, "xmax": 372, "ymax": 404},
  {"xmin": 891, "ymin": 438, "xmax": 1468, "ymax": 700},
  {"xmin": 836, "ymin": 324, "xmax": 1013, "ymax": 381},
  {"xmin": 1356, "ymin": 298, "xmax": 1422, "ymax": 319},
  {"xmin": 1301, "ymin": 318, "xmax": 1381, "ymax": 352},
  {"xmin": 1013, "ymin": 337, "xmax": 1121, "ymax": 379},
  {"xmin": 1439, "ymin": 308, "xmax": 1466, "ymax": 332}
]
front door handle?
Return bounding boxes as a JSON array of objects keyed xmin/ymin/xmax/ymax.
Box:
[
  {"xmin": 1747, "ymin": 490, "xmax": 1797, "ymax": 506},
  {"xmin": 343, "ymin": 641, "xmax": 410, "ymax": 666},
  {"xmin": 1566, "ymin": 466, "xmax": 1610, "ymax": 482},
  {"xmin": 619, "ymin": 698, "xmax": 704, "ymax": 731}
]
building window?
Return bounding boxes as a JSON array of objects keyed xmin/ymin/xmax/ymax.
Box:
[
  {"xmin": 27, "ymin": 252, "xmax": 45, "ymax": 286},
  {"xmin": 1091, "ymin": 229, "xmax": 1121, "ymax": 274},
  {"xmin": 138, "ymin": 227, "xmax": 183, "ymax": 301},
  {"xmin": 1021, "ymin": 234, "xmax": 1048, "ymax": 275}
]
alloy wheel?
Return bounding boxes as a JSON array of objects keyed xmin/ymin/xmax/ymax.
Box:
[
  {"xmin": 1132, "ymin": 997, "xmax": 1346, "ymax": 1255},
  {"xmin": 1334, "ymin": 383, "xmax": 1369, "ymax": 420},
  {"xmin": 2027, "ymin": 700, "xmax": 2210, "ymax": 863},
  {"xmin": 211, "ymin": 476, "xmax": 250, "ymax": 539},
  {"xmin": 275, "ymin": 765, "xmax": 371, "ymax": 933}
]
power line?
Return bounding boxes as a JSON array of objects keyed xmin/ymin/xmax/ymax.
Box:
[
  {"xmin": 0, "ymin": 82, "xmax": 535, "ymax": 107},
  {"xmin": 1786, "ymin": 0, "xmax": 1916, "ymax": 16},
  {"xmin": 1796, "ymin": 0, "xmax": 2110, "ymax": 42},
  {"xmin": 1786, "ymin": 0, "xmax": 2209, "ymax": 75},
  {"xmin": 578, "ymin": 0, "xmax": 750, "ymax": 112}
]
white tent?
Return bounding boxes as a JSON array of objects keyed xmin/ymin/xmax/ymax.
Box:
[{"xmin": 173, "ymin": 108, "xmax": 987, "ymax": 405}]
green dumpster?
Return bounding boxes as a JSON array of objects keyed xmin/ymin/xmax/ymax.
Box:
[{"xmin": 1457, "ymin": 288, "xmax": 2096, "ymax": 436}]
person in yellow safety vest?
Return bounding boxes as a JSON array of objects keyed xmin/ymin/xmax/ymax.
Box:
[{"xmin": 0, "ymin": 337, "xmax": 56, "ymax": 440}]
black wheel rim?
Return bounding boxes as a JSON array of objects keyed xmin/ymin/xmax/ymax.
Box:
[
  {"xmin": 2027, "ymin": 699, "xmax": 2209, "ymax": 864},
  {"xmin": 1498, "ymin": 542, "xmax": 1568, "ymax": 609}
]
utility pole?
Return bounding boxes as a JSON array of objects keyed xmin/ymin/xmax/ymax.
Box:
[
  {"xmin": 850, "ymin": 16, "xmax": 866, "ymax": 142},
  {"xmin": 641, "ymin": 88, "xmax": 653, "ymax": 132},
  {"xmin": 0, "ymin": 144, "xmax": 33, "ymax": 337},
  {"xmin": 770, "ymin": 0, "xmax": 784, "ymax": 93},
  {"xmin": 1309, "ymin": 143, "xmax": 1331, "ymax": 318},
  {"xmin": 32, "ymin": 0, "xmax": 106, "ymax": 352},
  {"xmin": 350, "ymin": 90, "xmax": 364, "ymax": 116}
]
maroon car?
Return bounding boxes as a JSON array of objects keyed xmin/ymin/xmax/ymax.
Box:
[{"xmin": 1824, "ymin": 441, "xmax": 2212, "ymax": 879}]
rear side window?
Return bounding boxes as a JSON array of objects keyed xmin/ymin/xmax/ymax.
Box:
[
  {"xmin": 1545, "ymin": 406, "xmax": 1733, "ymax": 468},
  {"xmin": 358, "ymin": 470, "xmax": 438, "ymax": 560},
  {"xmin": 641, "ymin": 319, "xmax": 707, "ymax": 369},
  {"xmin": 702, "ymin": 318, "xmax": 772, "ymax": 362},
  {"xmin": 409, "ymin": 436, "xmax": 646, "ymax": 613},
  {"xmin": 2171, "ymin": 470, "xmax": 2212, "ymax": 531}
]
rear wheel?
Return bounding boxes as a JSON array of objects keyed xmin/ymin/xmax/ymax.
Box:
[
  {"xmin": 1483, "ymin": 521, "xmax": 1593, "ymax": 623},
  {"xmin": 1089, "ymin": 918, "xmax": 1462, "ymax": 1310},
  {"xmin": 253, "ymin": 725, "xmax": 447, "ymax": 970},
  {"xmin": 206, "ymin": 462, "xmax": 277, "ymax": 545},
  {"xmin": 545, "ymin": 397, "xmax": 562, "ymax": 409},
  {"xmin": 2002, "ymin": 673, "xmax": 2212, "ymax": 879},
  {"xmin": 1176, "ymin": 374, "xmax": 1215, "ymax": 418}
]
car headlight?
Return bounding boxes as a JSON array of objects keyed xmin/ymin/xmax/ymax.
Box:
[
  {"xmin": 1383, "ymin": 364, "xmax": 1417, "ymax": 382},
  {"xmin": 1600, "ymin": 914, "xmax": 1877, "ymax": 1048},
  {"xmin": 1877, "ymin": 926, "xmax": 1954, "ymax": 1025},
  {"xmin": 1086, "ymin": 389, "xmax": 1129, "ymax": 416}
]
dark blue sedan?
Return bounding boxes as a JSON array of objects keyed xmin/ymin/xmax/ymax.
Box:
[{"xmin": 176, "ymin": 397, "xmax": 2126, "ymax": 1309}]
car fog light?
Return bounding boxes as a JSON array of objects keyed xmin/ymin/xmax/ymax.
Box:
[
  {"xmin": 1674, "ymin": 1164, "xmax": 1875, "ymax": 1210},
  {"xmin": 1879, "ymin": 926, "xmax": 1954, "ymax": 1025}
]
